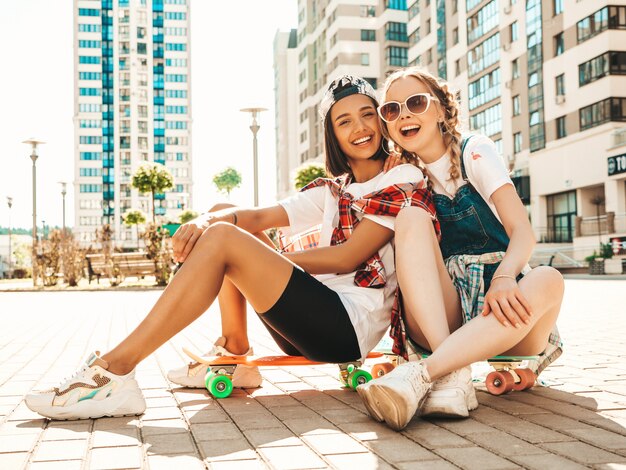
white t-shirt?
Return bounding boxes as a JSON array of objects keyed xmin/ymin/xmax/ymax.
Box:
[
  {"xmin": 278, "ymin": 164, "xmax": 423, "ymax": 359},
  {"xmin": 424, "ymin": 134, "xmax": 513, "ymax": 223}
]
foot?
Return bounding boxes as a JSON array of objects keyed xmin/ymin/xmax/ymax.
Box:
[
  {"xmin": 356, "ymin": 361, "xmax": 431, "ymax": 431},
  {"xmin": 25, "ymin": 352, "xmax": 146, "ymax": 420},
  {"xmin": 167, "ymin": 336, "xmax": 262, "ymax": 388},
  {"xmin": 420, "ymin": 366, "xmax": 478, "ymax": 418}
]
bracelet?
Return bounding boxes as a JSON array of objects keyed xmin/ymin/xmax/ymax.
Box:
[
  {"xmin": 231, "ymin": 212, "xmax": 238, "ymax": 226},
  {"xmin": 492, "ymin": 274, "xmax": 517, "ymax": 282}
]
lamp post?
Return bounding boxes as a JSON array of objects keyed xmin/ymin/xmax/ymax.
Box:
[
  {"xmin": 240, "ymin": 108, "xmax": 267, "ymax": 207},
  {"xmin": 58, "ymin": 181, "xmax": 67, "ymax": 234},
  {"xmin": 6, "ymin": 196, "xmax": 12, "ymax": 278},
  {"xmin": 23, "ymin": 138, "xmax": 45, "ymax": 286}
]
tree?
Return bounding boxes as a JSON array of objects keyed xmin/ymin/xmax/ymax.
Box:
[
  {"xmin": 179, "ymin": 209, "xmax": 199, "ymax": 224},
  {"xmin": 132, "ymin": 163, "xmax": 174, "ymax": 223},
  {"xmin": 294, "ymin": 162, "xmax": 327, "ymax": 190},
  {"xmin": 212, "ymin": 167, "xmax": 242, "ymax": 197},
  {"xmin": 123, "ymin": 210, "xmax": 147, "ymax": 248}
]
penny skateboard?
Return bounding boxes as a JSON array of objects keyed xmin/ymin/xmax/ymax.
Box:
[
  {"xmin": 183, "ymin": 347, "xmax": 386, "ymax": 399},
  {"xmin": 371, "ymin": 336, "xmax": 539, "ymax": 396}
]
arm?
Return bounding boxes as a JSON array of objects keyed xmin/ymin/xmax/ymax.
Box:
[
  {"xmin": 173, "ymin": 205, "xmax": 289, "ymax": 262},
  {"xmin": 482, "ymin": 184, "xmax": 535, "ymax": 327},
  {"xmin": 283, "ymin": 218, "xmax": 394, "ymax": 275}
]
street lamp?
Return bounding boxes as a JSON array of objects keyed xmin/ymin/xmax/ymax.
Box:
[
  {"xmin": 23, "ymin": 138, "xmax": 45, "ymax": 286},
  {"xmin": 58, "ymin": 181, "xmax": 67, "ymax": 234},
  {"xmin": 6, "ymin": 196, "xmax": 12, "ymax": 278},
  {"xmin": 240, "ymin": 107, "xmax": 267, "ymax": 207}
]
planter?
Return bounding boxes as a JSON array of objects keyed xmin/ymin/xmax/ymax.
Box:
[
  {"xmin": 604, "ymin": 258, "xmax": 623, "ymax": 275},
  {"xmin": 588, "ymin": 258, "xmax": 605, "ymax": 275}
]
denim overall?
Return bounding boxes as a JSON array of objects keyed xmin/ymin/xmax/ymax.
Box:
[{"xmin": 432, "ymin": 136, "xmax": 512, "ymax": 293}]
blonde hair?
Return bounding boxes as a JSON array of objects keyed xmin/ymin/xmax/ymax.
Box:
[{"xmin": 379, "ymin": 67, "xmax": 463, "ymax": 189}]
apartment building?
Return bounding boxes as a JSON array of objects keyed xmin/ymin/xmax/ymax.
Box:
[
  {"xmin": 73, "ymin": 0, "xmax": 192, "ymax": 246},
  {"xmin": 274, "ymin": 0, "xmax": 410, "ymax": 198}
]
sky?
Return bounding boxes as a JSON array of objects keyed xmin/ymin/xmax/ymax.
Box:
[{"xmin": 0, "ymin": 0, "xmax": 297, "ymax": 230}]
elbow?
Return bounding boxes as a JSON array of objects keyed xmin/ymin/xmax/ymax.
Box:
[{"xmin": 336, "ymin": 255, "xmax": 360, "ymax": 274}]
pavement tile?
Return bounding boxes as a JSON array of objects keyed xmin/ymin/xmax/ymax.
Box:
[
  {"xmin": 466, "ymin": 431, "xmax": 546, "ymax": 456},
  {"xmin": 396, "ymin": 460, "xmax": 459, "ymax": 470},
  {"xmin": 32, "ymin": 439, "xmax": 88, "ymax": 462},
  {"xmin": 403, "ymin": 420, "xmax": 473, "ymax": 449},
  {"xmin": 302, "ymin": 432, "xmax": 368, "ymax": 455},
  {"xmin": 0, "ymin": 432, "xmax": 39, "ymax": 453},
  {"xmin": 564, "ymin": 427, "xmax": 626, "ymax": 451},
  {"xmin": 365, "ymin": 437, "xmax": 439, "ymax": 463},
  {"xmin": 434, "ymin": 418, "xmax": 498, "ymax": 436},
  {"xmin": 489, "ymin": 419, "xmax": 575, "ymax": 443},
  {"xmin": 325, "ymin": 452, "xmax": 395, "ymax": 469},
  {"xmin": 509, "ymin": 452, "xmax": 593, "ymax": 470},
  {"xmin": 0, "ymin": 419, "xmax": 45, "ymax": 436},
  {"xmin": 435, "ymin": 446, "xmax": 520, "ymax": 470},
  {"xmin": 140, "ymin": 418, "xmax": 189, "ymax": 436},
  {"xmin": 141, "ymin": 406, "xmax": 183, "ymax": 421},
  {"xmin": 144, "ymin": 431, "xmax": 196, "ymax": 455},
  {"xmin": 257, "ymin": 445, "xmax": 327, "ymax": 469},
  {"xmin": 243, "ymin": 426, "xmax": 302, "ymax": 448},
  {"xmin": 184, "ymin": 407, "xmax": 231, "ymax": 423},
  {"xmin": 91, "ymin": 428, "xmax": 141, "ymax": 447},
  {"xmin": 89, "ymin": 445, "xmax": 143, "ymax": 469},
  {"xmin": 43, "ymin": 421, "xmax": 91, "ymax": 441},
  {"xmin": 209, "ymin": 459, "xmax": 268, "ymax": 469},
  {"xmin": 281, "ymin": 416, "xmax": 340, "ymax": 435},
  {"xmin": 190, "ymin": 422, "xmax": 243, "ymax": 441},
  {"xmin": 197, "ymin": 437, "xmax": 257, "ymax": 462},
  {"xmin": 540, "ymin": 441, "xmax": 626, "ymax": 465},
  {"xmin": 0, "ymin": 452, "xmax": 28, "ymax": 470},
  {"xmin": 29, "ymin": 460, "xmax": 84, "ymax": 470},
  {"xmin": 147, "ymin": 453, "xmax": 205, "ymax": 470}
]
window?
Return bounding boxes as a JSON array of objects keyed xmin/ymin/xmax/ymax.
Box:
[
  {"xmin": 426, "ymin": 19, "xmax": 431, "ymax": 35},
  {"xmin": 468, "ymin": 68, "xmax": 500, "ymax": 110},
  {"xmin": 510, "ymin": 21, "xmax": 518, "ymax": 42},
  {"xmin": 409, "ymin": 27, "xmax": 421, "ymax": 45},
  {"xmin": 426, "ymin": 48, "xmax": 433, "ymax": 64},
  {"xmin": 556, "ymin": 116, "xmax": 567, "ymax": 139},
  {"xmin": 554, "ymin": 0, "xmax": 563, "ymax": 16},
  {"xmin": 79, "ymin": 8, "xmax": 100, "ymax": 16},
  {"xmin": 513, "ymin": 132, "xmax": 522, "ymax": 154},
  {"xmin": 386, "ymin": 22, "xmax": 408, "ymax": 42},
  {"xmin": 386, "ymin": 46, "xmax": 408, "ymax": 66},
  {"xmin": 554, "ymin": 33, "xmax": 564, "ymax": 56},
  {"xmin": 455, "ymin": 59, "xmax": 461, "ymax": 77},
  {"xmin": 579, "ymin": 51, "xmax": 626, "ymax": 86},
  {"xmin": 452, "ymin": 0, "xmax": 458, "ymax": 13},
  {"xmin": 546, "ymin": 191, "xmax": 577, "ymax": 242},
  {"xmin": 469, "ymin": 103, "xmax": 502, "ymax": 137},
  {"xmin": 409, "ymin": 1, "xmax": 420, "ymax": 19},
  {"xmin": 512, "ymin": 58, "xmax": 520, "ymax": 79},
  {"xmin": 579, "ymin": 97, "xmax": 626, "ymax": 131},
  {"xmin": 79, "ymin": 56, "xmax": 100, "ymax": 64},
  {"xmin": 577, "ymin": 6, "xmax": 626, "ymax": 44},
  {"xmin": 467, "ymin": 33, "xmax": 500, "ymax": 77},
  {"xmin": 452, "ymin": 27, "xmax": 459, "ymax": 45},
  {"xmin": 512, "ymin": 95, "xmax": 520, "ymax": 116},
  {"xmin": 361, "ymin": 29, "xmax": 376, "ymax": 41},
  {"xmin": 555, "ymin": 74, "xmax": 565, "ymax": 96},
  {"xmin": 386, "ymin": 0, "xmax": 407, "ymax": 9},
  {"xmin": 361, "ymin": 5, "xmax": 376, "ymax": 17},
  {"xmin": 467, "ymin": 0, "xmax": 498, "ymax": 44},
  {"xmin": 361, "ymin": 53, "xmax": 370, "ymax": 65}
]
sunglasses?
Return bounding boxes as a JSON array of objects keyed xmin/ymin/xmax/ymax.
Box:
[{"xmin": 377, "ymin": 93, "xmax": 439, "ymax": 123}]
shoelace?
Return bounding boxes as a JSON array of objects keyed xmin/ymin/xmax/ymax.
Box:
[
  {"xmin": 57, "ymin": 364, "xmax": 90, "ymax": 389},
  {"xmin": 435, "ymin": 370, "xmax": 459, "ymax": 387}
]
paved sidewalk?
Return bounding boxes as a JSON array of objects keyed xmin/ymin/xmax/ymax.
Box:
[{"xmin": 1, "ymin": 279, "xmax": 625, "ymax": 469}]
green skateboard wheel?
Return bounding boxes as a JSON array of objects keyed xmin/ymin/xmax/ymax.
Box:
[
  {"xmin": 206, "ymin": 373, "xmax": 233, "ymax": 399},
  {"xmin": 349, "ymin": 369, "xmax": 373, "ymax": 389}
]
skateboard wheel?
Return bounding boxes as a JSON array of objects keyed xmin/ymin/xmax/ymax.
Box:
[
  {"xmin": 486, "ymin": 370, "xmax": 515, "ymax": 395},
  {"xmin": 347, "ymin": 364, "xmax": 356, "ymax": 373},
  {"xmin": 371, "ymin": 362, "xmax": 395, "ymax": 378},
  {"xmin": 349, "ymin": 369, "xmax": 373, "ymax": 389},
  {"xmin": 206, "ymin": 373, "xmax": 233, "ymax": 399},
  {"xmin": 512, "ymin": 368, "xmax": 536, "ymax": 391}
]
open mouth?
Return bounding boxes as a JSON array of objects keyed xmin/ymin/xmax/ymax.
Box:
[
  {"xmin": 352, "ymin": 135, "xmax": 372, "ymax": 146},
  {"xmin": 400, "ymin": 124, "xmax": 421, "ymax": 137}
]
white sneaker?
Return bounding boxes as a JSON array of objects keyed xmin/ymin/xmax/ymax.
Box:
[
  {"xmin": 25, "ymin": 352, "xmax": 146, "ymax": 420},
  {"xmin": 357, "ymin": 361, "xmax": 431, "ymax": 431},
  {"xmin": 167, "ymin": 337, "xmax": 262, "ymax": 389},
  {"xmin": 421, "ymin": 366, "xmax": 478, "ymax": 418}
]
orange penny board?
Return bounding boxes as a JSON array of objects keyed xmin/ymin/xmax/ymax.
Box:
[{"xmin": 183, "ymin": 347, "xmax": 383, "ymax": 367}]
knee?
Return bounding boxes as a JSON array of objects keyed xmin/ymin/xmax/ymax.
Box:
[
  {"xmin": 209, "ymin": 202, "xmax": 236, "ymax": 213},
  {"xmin": 396, "ymin": 206, "xmax": 434, "ymax": 240},
  {"xmin": 534, "ymin": 266, "xmax": 564, "ymax": 295},
  {"xmin": 196, "ymin": 222, "xmax": 238, "ymax": 249}
]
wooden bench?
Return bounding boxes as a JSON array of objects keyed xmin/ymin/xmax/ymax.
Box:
[
  {"xmin": 86, "ymin": 252, "xmax": 164, "ymax": 285},
  {"xmin": 85, "ymin": 254, "xmax": 109, "ymax": 284}
]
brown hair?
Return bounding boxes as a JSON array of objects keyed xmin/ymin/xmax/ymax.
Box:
[{"xmin": 379, "ymin": 67, "xmax": 463, "ymax": 188}]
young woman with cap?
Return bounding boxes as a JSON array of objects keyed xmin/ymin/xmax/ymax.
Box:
[{"xmin": 26, "ymin": 75, "xmax": 439, "ymax": 420}]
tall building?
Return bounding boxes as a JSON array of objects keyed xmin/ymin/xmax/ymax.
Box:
[
  {"xmin": 73, "ymin": 0, "xmax": 192, "ymax": 246},
  {"xmin": 276, "ymin": 0, "xmax": 626, "ymax": 259},
  {"xmin": 406, "ymin": 0, "xmax": 626, "ymax": 257},
  {"xmin": 274, "ymin": 0, "xmax": 410, "ymax": 196}
]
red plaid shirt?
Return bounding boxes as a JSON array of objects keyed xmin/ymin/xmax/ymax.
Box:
[{"xmin": 283, "ymin": 175, "xmax": 440, "ymax": 357}]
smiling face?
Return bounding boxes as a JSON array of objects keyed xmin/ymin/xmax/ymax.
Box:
[
  {"xmin": 329, "ymin": 93, "xmax": 382, "ymax": 164},
  {"xmin": 383, "ymin": 76, "xmax": 446, "ymax": 162}
]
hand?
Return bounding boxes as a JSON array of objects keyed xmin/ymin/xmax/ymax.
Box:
[
  {"xmin": 172, "ymin": 221, "xmax": 206, "ymax": 263},
  {"xmin": 482, "ymin": 277, "xmax": 533, "ymax": 328},
  {"xmin": 383, "ymin": 153, "xmax": 403, "ymax": 172}
]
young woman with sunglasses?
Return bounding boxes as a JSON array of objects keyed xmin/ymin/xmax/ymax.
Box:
[
  {"xmin": 357, "ymin": 68, "xmax": 564, "ymax": 431},
  {"xmin": 25, "ymin": 75, "xmax": 438, "ymax": 420}
]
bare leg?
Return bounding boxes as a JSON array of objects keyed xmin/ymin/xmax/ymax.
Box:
[
  {"xmin": 423, "ymin": 266, "xmax": 564, "ymax": 380},
  {"xmin": 395, "ymin": 207, "xmax": 462, "ymax": 351},
  {"xmin": 102, "ymin": 223, "xmax": 296, "ymax": 375},
  {"xmin": 206, "ymin": 203, "xmax": 276, "ymax": 355}
]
